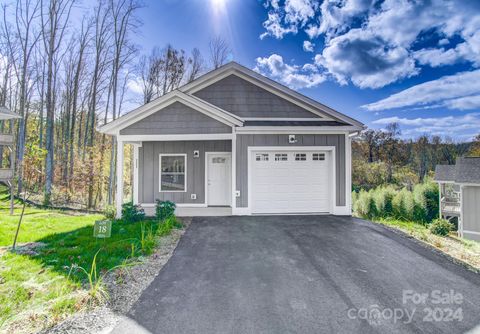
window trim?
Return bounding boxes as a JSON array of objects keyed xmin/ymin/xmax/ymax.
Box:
[{"xmin": 159, "ymin": 153, "xmax": 187, "ymax": 192}]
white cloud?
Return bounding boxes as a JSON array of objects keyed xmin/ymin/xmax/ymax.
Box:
[
  {"xmin": 260, "ymin": 12, "xmax": 298, "ymax": 39},
  {"xmin": 413, "ymin": 48, "xmax": 459, "ymax": 67},
  {"xmin": 254, "ymin": 54, "xmax": 326, "ymax": 89},
  {"xmin": 284, "ymin": 0, "xmax": 317, "ymax": 26},
  {"xmin": 316, "ymin": 29, "xmax": 418, "ymax": 88},
  {"xmin": 363, "ymin": 70, "xmax": 480, "ymax": 111},
  {"xmin": 303, "ymin": 40, "xmax": 315, "ymax": 52},
  {"xmin": 372, "ymin": 113, "xmax": 480, "ymax": 139},
  {"xmin": 127, "ymin": 76, "xmax": 144, "ymax": 95},
  {"xmin": 259, "ymin": 0, "xmax": 480, "ymax": 89}
]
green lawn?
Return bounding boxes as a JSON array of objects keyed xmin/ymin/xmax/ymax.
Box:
[{"xmin": 0, "ymin": 188, "xmax": 169, "ymax": 334}]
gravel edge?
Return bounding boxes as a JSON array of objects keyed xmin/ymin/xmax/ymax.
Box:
[{"xmin": 40, "ymin": 218, "xmax": 191, "ymax": 334}]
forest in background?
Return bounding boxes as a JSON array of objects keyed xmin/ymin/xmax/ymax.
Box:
[
  {"xmin": 0, "ymin": 0, "xmax": 231, "ymax": 209},
  {"xmin": 0, "ymin": 0, "xmax": 479, "ymax": 211},
  {"xmin": 352, "ymin": 124, "xmax": 480, "ymax": 191}
]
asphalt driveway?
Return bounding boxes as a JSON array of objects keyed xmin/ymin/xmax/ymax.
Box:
[{"xmin": 112, "ymin": 216, "xmax": 480, "ymax": 334}]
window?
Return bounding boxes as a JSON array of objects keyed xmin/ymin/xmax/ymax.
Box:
[
  {"xmin": 275, "ymin": 153, "xmax": 288, "ymax": 161},
  {"xmin": 255, "ymin": 153, "xmax": 269, "ymax": 161},
  {"xmin": 295, "ymin": 153, "xmax": 307, "ymax": 161},
  {"xmin": 160, "ymin": 154, "xmax": 186, "ymax": 192},
  {"xmin": 212, "ymin": 157, "xmax": 226, "ymax": 164},
  {"xmin": 313, "ymin": 153, "xmax": 325, "ymax": 161}
]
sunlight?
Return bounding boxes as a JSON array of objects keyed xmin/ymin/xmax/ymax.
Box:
[
  {"xmin": 211, "ymin": 0, "xmax": 227, "ymax": 6},
  {"xmin": 209, "ymin": 0, "xmax": 231, "ymax": 35}
]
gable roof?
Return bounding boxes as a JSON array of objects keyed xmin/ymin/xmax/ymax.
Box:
[
  {"xmin": 435, "ymin": 157, "xmax": 480, "ymax": 184},
  {"xmin": 180, "ymin": 62, "xmax": 364, "ymax": 128},
  {"xmin": 98, "ymin": 90, "xmax": 243, "ymax": 135},
  {"xmin": 98, "ymin": 61, "xmax": 364, "ymax": 135}
]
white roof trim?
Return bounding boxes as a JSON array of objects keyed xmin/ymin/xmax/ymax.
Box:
[
  {"xmin": 180, "ymin": 62, "xmax": 364, "ymax": 128},
  {"xmin": 98, "ymin": 90, "xmax": 243, "ymax": 135}
]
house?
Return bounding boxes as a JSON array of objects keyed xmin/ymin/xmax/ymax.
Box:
[
  {"xmin": 0, "ymin": 106, "xmax": 22, "ymax": 214},
  {"xmin": 434, "ymin": 157, "xmax": 480, "ymax": 241},
  {"xmin": 98, "ymin": 62, "xmax": 364, "ymax": 218}
]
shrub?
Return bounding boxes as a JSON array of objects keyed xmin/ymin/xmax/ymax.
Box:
[
  {"xmin": 353, "ymin": 189, "xmax": 370, "ymax": 218},
  {"xmin": 103, "ymin": 205, "xmax": 116, "ymax": 220},
  {"xmin": 373, "ymin": 186, "xmax": 396, "ymax": 217},
  {"xmin": 157, "ymin": 216, "xmax": 183, "ymax": 237},
  {"xmin": 121, "ymin": 202, "xmax": 145, "ymax": 223},
  {"xmin": 140, "ymin": 223, "xmax": 157, "ymax": 255},
  {"xmin": 155, "ymin": 200, "xmax": 176, "ymax": 221},
  {"xmin": 430, "ymin": 219, "xmax": 454, "ymax": 236},
  {"xmin": 393, "ymin": 188, "xmax": 414, "ymax": 221},
  {"xmin": 413, "ymin": 181, "xmax": 439, "ymax": 223}
]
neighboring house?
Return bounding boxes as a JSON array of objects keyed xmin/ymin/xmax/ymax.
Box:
[
  {"xmin": 0, "ymin": 106, "xmax": 22, "ymax": 214},
  {"xmin": 99, "ymin": 62, "xmax": 364, "ymax": 217},
  {"xmin": 434, "ymin": 157, "xmax": 480, "ymax": 241}
]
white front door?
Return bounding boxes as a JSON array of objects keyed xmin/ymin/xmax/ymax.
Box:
[{"xmin": 207, "ymin": 153, "xmax": 232, "ymax": 206}]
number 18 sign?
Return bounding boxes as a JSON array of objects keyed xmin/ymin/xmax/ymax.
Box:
[{"xmin": 94, "ymin": 220, "xmax": 112, "ymax": 238}]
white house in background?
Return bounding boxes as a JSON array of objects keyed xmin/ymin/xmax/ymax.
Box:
[
  {"xmin": 0, "ymin": 106, "xmax": 22, "ymax": 214},
  {"xmin": 98, "ymin": 62, "xmax": 364, "ymax": 218},
  {"xmin": 434, "ymin": 157, "xmax": 480, "ymax": 241}
]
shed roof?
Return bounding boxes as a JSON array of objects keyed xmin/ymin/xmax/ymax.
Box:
[
  {"xmin": 434, "ymin": 157, "xmax": 480, "ymax": 184},
  {"xmin": 0, "ymin": 106, "xmax": 21, "ymax": 120}
]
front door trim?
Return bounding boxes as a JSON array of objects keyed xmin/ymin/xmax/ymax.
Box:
[{"xmin": 205, "ymin": 152, "xmax": 232, "ymax": 207}]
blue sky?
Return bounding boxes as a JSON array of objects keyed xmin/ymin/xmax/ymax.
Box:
[{"xmin": 131, "ymin": 0, "xmax": 480, "ymax": 141}]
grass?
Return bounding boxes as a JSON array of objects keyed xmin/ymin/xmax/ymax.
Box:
[
  {"xmin": 374, "ymin": 218, "xmax": 480, "ymax": 270},
  {"xmin": 0, "ymin": 187, "xmax": 176, "ymax": 334}
]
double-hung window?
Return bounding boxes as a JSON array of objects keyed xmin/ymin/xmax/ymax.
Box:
[{"xmin": 160, "ymin": 154, "xmax": 186, "ymax": 192}]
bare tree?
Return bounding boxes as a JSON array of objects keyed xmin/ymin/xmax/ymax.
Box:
[
  {"xmin": 137, "ymin": 45, "xmax": 188, "ymax": 102},
  {"xmin": 187, "ymin": 47, "xmax": 204, "ymax": 82},
  {"xmin": 209, "ymin": 36, "xmax": 230, "ymax": 69},
  {"xmin": 106, "ymin": 0, "xmax": 140, "ymax": 205},
  {"xmin": 2, "ymin": 0, "xmax": 41, "ymax": 195},
  {"xmin": 41, "ymin": 0, "xmax": 75, "ymax": 205}
]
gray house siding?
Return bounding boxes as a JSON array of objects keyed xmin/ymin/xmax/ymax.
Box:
[
  {"xmin": 462, "ymin": 186, "xmax": 480, "ymax": 241},
  {"xmin": 235, "ymin": 134, "xmax": 346, "ymax": 208},
  {"xmin": 139, "ymin": 140, "xmax": 231, "ymax": 204},
  {"xmin": 194, "ymin": 74, "xmax": 322, "ymax": 119},
  {"xmin": 120, "ymin": 101, "xmax": 232, "ymax": 135}
]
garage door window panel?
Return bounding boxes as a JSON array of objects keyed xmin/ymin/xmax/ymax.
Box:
[
  {"xmin": 295, "ymin": 153, "xmax": 307, "ymax": 161},
  {"xmin": 255, "ymin": 153, "xmax": 269, "ymax": 161},
  {"xmin": 160, "ymin": 154, "xmax": 186, "ymax": 192},
  {"xmin": 313, "ymin": 153, "xmax": 325, "ymax": 161}
]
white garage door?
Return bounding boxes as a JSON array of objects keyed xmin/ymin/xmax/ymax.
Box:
[{"xmin": 251, "ymin": 150, "xmax": 332, "ymax": 214}]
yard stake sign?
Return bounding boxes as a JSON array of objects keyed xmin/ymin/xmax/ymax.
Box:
[{"xmin": 94, "ymin": 220, "xmax": 112, "ymax": 238}]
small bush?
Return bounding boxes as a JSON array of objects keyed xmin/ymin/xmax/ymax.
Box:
[
  {"xmin": 393, "ymin": 188, "xmax": 414, "ymax": 221},
  {"xmin": 430, "ymin": 219, "xmax": 454, "ymax": 236},
  {"xmin": 155, "ymin": 200, "xmax": 176, "ymax": 221},
  {"xmin": 373, "ymin": 186, "xmax": 396, "ymax": 217},
  {"xmin": 413, "ymin": 181, "xmax": 439, "ymax": 223},
  {"xmin": 140, "ymin": 223, "xmax": 157, "ymax": 255},
  {"xmin": 103, "ymin": 205, "xmax": 116, "ymax": 220},
  {"xmin": 121, "ymin": 202, "xmax": 145, "ymax": 223}
]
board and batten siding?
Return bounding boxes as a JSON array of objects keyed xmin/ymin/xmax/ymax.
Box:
[
  {"xmin": 194, "ymin": 74, "xmax": 321, "ymax": 119},
  {"xmin": 139, "ymin": 140, "xmax": 232, "ymax": 204},
  {"xmin": 235, "ymin": 134, "xmax": 346, "ymax": 208},
  {"xmin": 462, "ymin": 186, "xmax": 480, "ymax": 241},
  {"xmin": 120, "ymin": 101, "xmax": 232, "ymax": 135}
]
